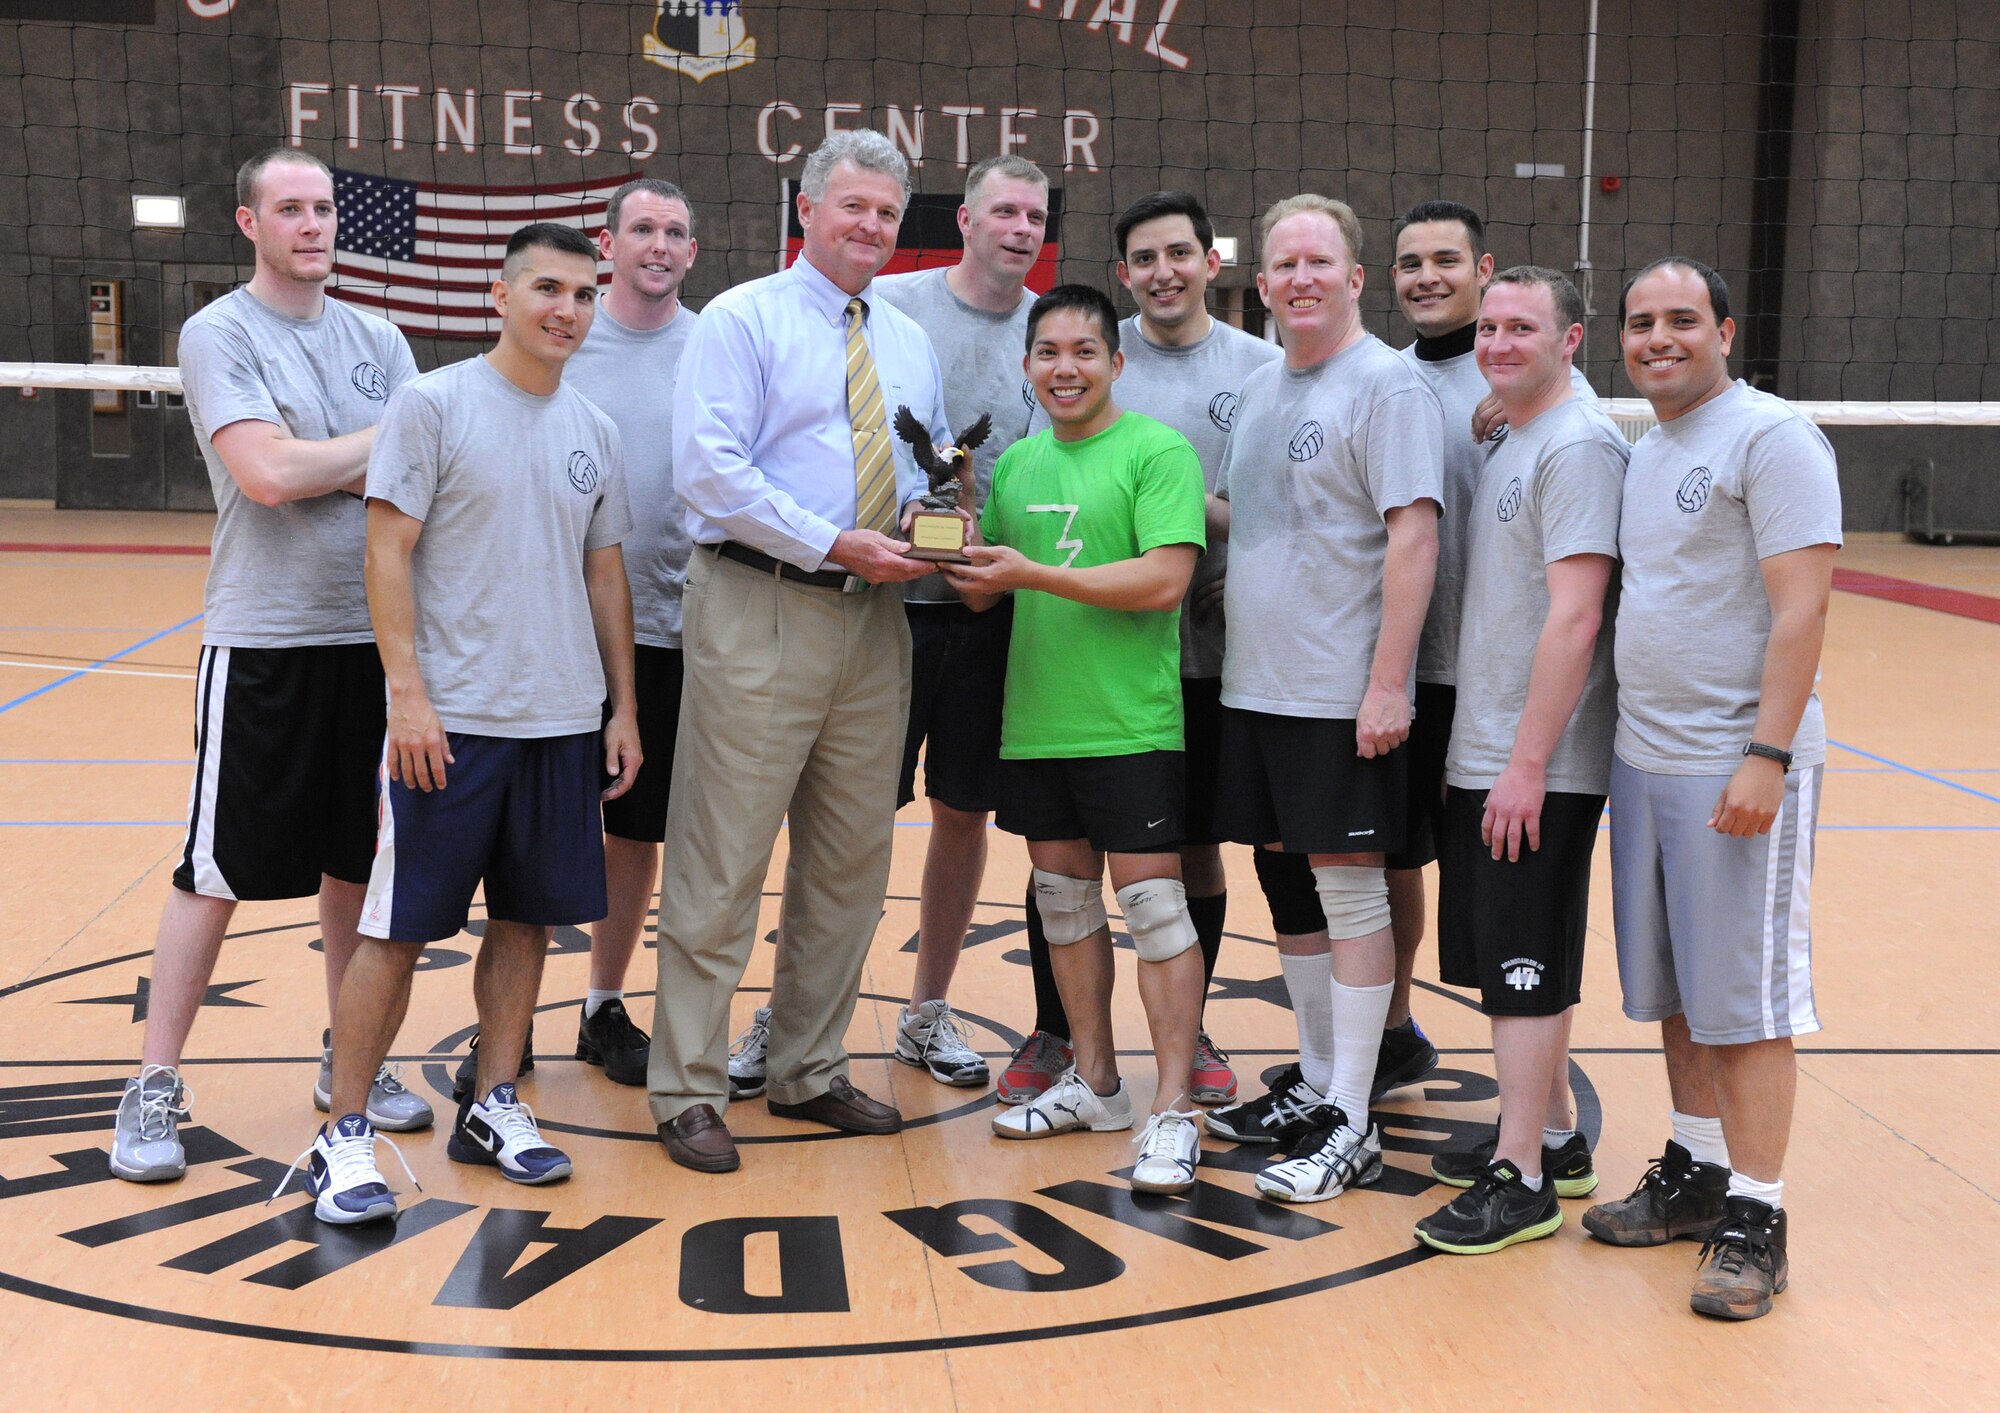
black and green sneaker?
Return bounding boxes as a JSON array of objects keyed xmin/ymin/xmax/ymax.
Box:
[
  {"xmin": 1414, "ymin": 1159, "xmax": 1563, "ymax": 1254},
  {"xmin": 1431, "ymin": 1127, "xmax": 1598, "ymax": 1198}
]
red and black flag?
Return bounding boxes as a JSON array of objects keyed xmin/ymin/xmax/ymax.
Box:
[{"xmin": 780, "ymin": 181, "xmax": 1063, "ymax": 291}]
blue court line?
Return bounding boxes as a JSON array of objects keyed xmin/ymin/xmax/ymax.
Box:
[
  {"xmin": 0, "ymin": 613, "xmax": 203, "ymax": 717},
  {"xmin": 1828, "ymin": 739, "xmax": 2000, "ymax": 807}
]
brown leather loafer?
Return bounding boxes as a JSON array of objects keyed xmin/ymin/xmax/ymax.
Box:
[
  {"xmin": 657, "ymin": 1102, "xmax": 740, "ymax": 1172},
  {"xmin": 767, "ymin": 1075, "xmax": 903, "ymax": 1134}
]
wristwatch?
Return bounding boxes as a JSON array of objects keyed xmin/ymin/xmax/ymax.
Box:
[{"xmin": 1743, "ymin": 741, "xmax": 1793, "ymax": 771}]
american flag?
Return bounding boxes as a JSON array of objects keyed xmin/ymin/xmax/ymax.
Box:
[{"xmin": 330, "ymin": 168, "xmax": 632, "ymax": 339}]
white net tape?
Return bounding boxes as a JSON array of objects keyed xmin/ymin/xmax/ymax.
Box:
[{"xmin": 8, "ymin": 364, "xmax": 2000, "ymax": 435}]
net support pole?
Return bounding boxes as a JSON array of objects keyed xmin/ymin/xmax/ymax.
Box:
[{"xmin": 1576, "ymin": 0, "xmax": 1600, "ymax": 320}]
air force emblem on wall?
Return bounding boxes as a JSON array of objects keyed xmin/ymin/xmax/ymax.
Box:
[
  {"xmin": 1677, "ymin": 466, "xmax": 1713, "ymax": 513},
  {"xmin": 1497, "ymin": 476, "xmax": 1524, "ymax": 522},
  {"xmin": 644, "ymin": 0, "xmax": 756, "ymax": 82},
  {"xmin": 1288, "ymin": 420, "xmax": 1325, "ymax": 462},
  {"xmin": 1208, "ymin": 390, "xmax": 1241, "ymax": 431},
  {"xmin": 350, "ymin": 362, "xmax": 390, "ymax": 401},
  {"xmin": 567, "ymin": 450, "xmax": 600, "ymax": 494}
]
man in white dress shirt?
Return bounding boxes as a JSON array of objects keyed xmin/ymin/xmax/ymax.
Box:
[{"xmin": 649, "ymin": 130, "xmax": 952, "ymax": 1173}]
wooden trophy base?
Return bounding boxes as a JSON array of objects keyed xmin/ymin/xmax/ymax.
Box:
[{"xmin": 906, "ymin": 509, "xmax": 971, "ymax": 564}]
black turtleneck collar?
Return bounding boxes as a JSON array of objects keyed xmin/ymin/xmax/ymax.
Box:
[{"xmin": 1413, "ymin": 322, "xmax": 1476, "ymax": 362}]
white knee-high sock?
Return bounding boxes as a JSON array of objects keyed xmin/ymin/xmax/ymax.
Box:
[
  {"xmin": 1329, "ymin": 978, "xmax": 1394, "ymax": 1131},
  {"xmin": 1278, "ymin": 951, "xmax": 1334, "ymax": 1096}
]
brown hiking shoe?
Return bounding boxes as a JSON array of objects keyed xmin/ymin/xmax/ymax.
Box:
[
  {"xmin": 1691, "ymin": 1196, "xmax": 1789, "ymax": 1320},
  {"xmin": 1582, "ymin": 1140, "xmax": 1728, "ymax": 1246}
]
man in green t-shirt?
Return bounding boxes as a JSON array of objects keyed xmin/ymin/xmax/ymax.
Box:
[{"xmin": 943, "ymin": 284, "xmax": 1208, "ymax": 1195}]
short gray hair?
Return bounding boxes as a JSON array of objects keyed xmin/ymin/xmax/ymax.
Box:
[
  {"xmin": 965, "ymin": 154, "xmax": 1048, "ymax": 205},
  {"xmin": 801, "ymin": 129, "xmax": 910, "ymax": 203}
]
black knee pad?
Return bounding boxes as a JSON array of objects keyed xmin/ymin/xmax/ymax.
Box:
[{"xmin": 1252, "ymin": 847, "xmax": 1326, "ymax": 935}]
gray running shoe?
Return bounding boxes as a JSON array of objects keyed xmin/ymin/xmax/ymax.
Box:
[
  {"xmin": 895, "ymin": 999, "xmax": 990, "ymax": 1087},
  {"xmin": 314, "ymin": 1030, "xmax": 435, "ymax": 1132},
  {"xmin": 109, "ymin": 1064, "xmax": 190, "ymax": 1183},
  {"xmin": 728, "ymin": 1006, "xmax": 772, "ymax": 1100}
]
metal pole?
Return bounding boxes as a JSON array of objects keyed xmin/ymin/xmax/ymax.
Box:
[{"xmin": 1577, "ymin": 0, "xmax": 1601, "ymax": 322}]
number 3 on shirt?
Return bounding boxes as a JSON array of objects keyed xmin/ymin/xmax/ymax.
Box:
[{"xmin": 1026, "ymin": 503, "xmax": 1083, "ymax": 568}]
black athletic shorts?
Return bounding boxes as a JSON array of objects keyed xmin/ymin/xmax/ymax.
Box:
[
  {"xmin": 601, "ymin": 643, "xmax": 683, "ymax": 844},
  {"xmin": 1437, "ymin": 786, "xmax": 1605, "ymax": 1017},
  {"xmin": 996, "ymin": 751, "xmax": 1184, "ymax": 854},
  {"xmin": 1181, "ymin": 675, "xmax": 1225, "ymax": 847},
  {"xmin": 898, "ymin": 598, "xmax": 1012, "ymax": 813},
  {"xmin": 1212, "ymin": 706, "xmax": 1408, "ymax": 857},
  {"xmin": 1386, "ymin": 681, "xmax": 1456, "ymax": 871},
  {"xmin": 172, "ymin": 642, "xmax": 384, "ymax": 901}
]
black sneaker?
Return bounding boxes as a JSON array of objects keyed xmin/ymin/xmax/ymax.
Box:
[
  {"xmin": 451, "ymin": 1022, "xmax": 535, "ymax": 1103},
  {"xmin": 1201, "ymin": 1062, "xmax": 1327, "ymax": 1146},
  {"xmin": 1690, "ymin": 1196, "xmax": 1789, "ymax": 1320},
  {"xmin": 575, "ymin": 999, "xmax": 649, "ymax": 1086},
  {"xmin": 1432, "ymin": 1127, "xmax": 1599, "ymax": 1198},
  {"xmin": 1414, "ymin": 1159, "xmax": 1563, "ymax": 1254},
  {"xmin": 1370, "ymin": 1017, "xmax": 1439, "ymax": 1100},
  {"xmin": 1582, "ymin": 1140, "xmax": 1730, "ymax": 1247}
]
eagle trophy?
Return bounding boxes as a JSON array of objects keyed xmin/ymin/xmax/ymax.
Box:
[{"xmin": 892, "ymin": 407, "xmax": 992, "ymax": 562}]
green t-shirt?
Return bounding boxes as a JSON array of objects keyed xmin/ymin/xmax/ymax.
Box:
[{"xmin": 980, "ymin": 410, "xmax": 1206, "ymax": 759}]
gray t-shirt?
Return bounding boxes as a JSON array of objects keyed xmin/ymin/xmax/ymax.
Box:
[
  {"xmin": 179, "ymin": 289, "xmax": 418, "ymax": 648},
  {"xmin": 1446, "ymin": 397, "xmax": 1627, "ymax": 794},
  {"xmin": 1615, "ymin": 380, "xmax": 1843, "ymax": 773},
  {"xmin": 1116, "ymin": 314, "xmax": 1282, "ymax": 680},
  {"xmin": 1397, "ymin": 342, "xmax": 1606, "ymax": 685},
  {"xmin": 1217, "ymin": 333, "xmax": 1445, "ymax": 718},
  {"xmin": 366, "ymin": 356, "xmax": 634, "ymax": 739},
  {"xmin": 873, "ymin": 267, "xmax": 1041, "ymax": 605},
  {"xmin": 564, "ymin": 303, "xmax": 698, "ymax": 649}
]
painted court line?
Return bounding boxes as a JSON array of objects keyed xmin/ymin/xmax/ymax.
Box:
[
  {"xmin": 0, "ymin": 613, "xmax": 203, "ymax": 717},
  {"xmin": 1828, "ymin": 739, "xmax": 2000, "ymax": 807},
  {"xmin": 1833, "ymin": 567, "xmax": 2000, "ymax": 626},
  {"xmin": 0, "ymin": 541, "xmax": 209, "ymax": 556},
  {"xmin": 0, "ymin": 659, "xmax": 195, "ymax": 681}
]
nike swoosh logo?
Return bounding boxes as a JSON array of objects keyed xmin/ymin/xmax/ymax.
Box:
[{"xmin": 1147, "ymin": 817, "xmax": 1167, "ymax": 829}]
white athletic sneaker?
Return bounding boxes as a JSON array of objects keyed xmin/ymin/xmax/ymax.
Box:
[
  {"xmin": 991, "ymin": 1068, "xmax": 1133, "ymax": 1139},
  {"xmin": 728, "ymin": 1006, "xmax": 772, "ymax": 1100},
  {"xmin": 447, "ymin": 1083, "xmax": 573, "ymax": 1184},
  {"xmin": 313, "ymin": 1032, "xmax": 435, "ymax": 1132},
  {"xmin": 272, "ymin": 1113, "xmax": 419, "ymax": 1226},
  {"xmin": 1256, "ymin": 1121, "xmax": 1384, "ymax": 1204},
  {"xmin": 1131, "ymin": 1108, "xmax": 1202, "ymax": 1194},
  {"xmin": 896, "ymin": 999, "xmax": 990, "ymax": 1087},
  {"xmin": 109, "ymin": 1064, "xmax": 190, "ymax": 1183}
]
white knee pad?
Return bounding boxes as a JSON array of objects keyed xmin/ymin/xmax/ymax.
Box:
[
  {"xmin": 1032, "ymin": 868, "xmax": 1108, "ymax": 945},
  {"xmin": 1311, "ymin": 864, "xmax": 1392, "ymax": 941},
  {"xmin": 1115, "ymin": 878, "xmax": 1199, "ymax": 963}
]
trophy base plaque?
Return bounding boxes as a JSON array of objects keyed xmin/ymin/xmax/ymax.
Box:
[{"xmin": 907, "ymin": 509, "xmax": 971, "ymax": 564}]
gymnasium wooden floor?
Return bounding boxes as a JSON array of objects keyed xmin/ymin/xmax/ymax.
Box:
[{"xmin": 1, "ymin": 507, "xmax": 1996, "ymax": 1409}]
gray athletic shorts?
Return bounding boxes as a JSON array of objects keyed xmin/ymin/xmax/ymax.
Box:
[{"xmin": 1609, "ymin": 756, "xmax": 1824, "ymax": 1046}]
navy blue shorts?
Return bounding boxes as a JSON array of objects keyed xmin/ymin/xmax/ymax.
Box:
[{"xmin": 359, "ymin": 729, "xmax": 608, "ymax": 944}]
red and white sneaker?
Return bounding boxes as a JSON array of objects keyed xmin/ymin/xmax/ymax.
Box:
[
  {"xmin": 997, "ymin": 1030, "xmax": 1074, "ymax": 1104},
  {"xmin": 1188, "ymin": 1030, "xmax": 1238, "ymax": 1105}
]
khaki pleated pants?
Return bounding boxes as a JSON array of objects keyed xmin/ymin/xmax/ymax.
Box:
[{"xmin": 648, "ymin": 547, "xmax": 912, "ymax": 1123}]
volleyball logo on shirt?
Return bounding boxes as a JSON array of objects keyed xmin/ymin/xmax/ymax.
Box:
[
  {"xmin": 1208, "ymin": 391, "xmax": 1241, "ymax": 432},
  {"xmin": 1677, "ymin": 466, "xmax": 1713, "ymax": 513},
  {"xmin": 1288, "ymin": 420, "xmax": 1324, "ymax": 462},
  {"xmin": 567, "ymin": 450, "xmax": 601, "ymax": 494},
  {"xmin": 349, "ymin": 362, "xmax": 390, "ymax": 401},
  {"xmin": 1496, "ymin": 476, "xmax": 1524, "ymax": 523}
]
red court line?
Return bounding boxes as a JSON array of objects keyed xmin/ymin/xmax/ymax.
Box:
[
  {"xmin": 1833, "ymin": 568, "xmax": 2000, "ymax": 626},
  {"xmin": 0, "ymin": 542, "xmax": 209, "ymax": 556}
]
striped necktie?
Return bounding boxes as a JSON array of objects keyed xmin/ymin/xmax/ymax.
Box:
[{"xmin": 845, "ymin": 297, "xmax": 900, "ymax": 537}]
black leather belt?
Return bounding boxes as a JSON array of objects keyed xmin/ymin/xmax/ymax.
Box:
[{"xmin": 712, "ymin": 540, "xmax": 868, "ymax": 594}]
